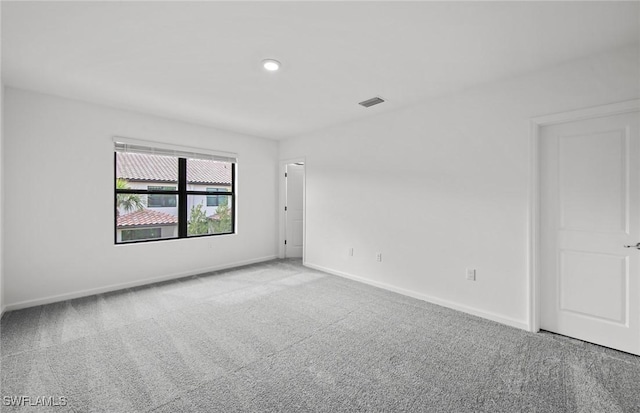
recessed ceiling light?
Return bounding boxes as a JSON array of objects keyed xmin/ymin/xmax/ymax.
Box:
[{"xmin": 262, "ymin": 59, "xmax": 281, "ymax": 71}]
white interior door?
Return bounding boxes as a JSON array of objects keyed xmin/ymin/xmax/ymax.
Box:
[
  {"xmin": 540, "ymin": 111, "xmax": 640, "ymax": 355},
  {"xmin": 285, "ymin": 163, "xmax": 304, "ymax": 258}
]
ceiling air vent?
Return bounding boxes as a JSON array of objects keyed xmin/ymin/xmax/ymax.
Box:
[{"xmin": 358, "ymin": 97, "xmax": 385, "ymax": 108}]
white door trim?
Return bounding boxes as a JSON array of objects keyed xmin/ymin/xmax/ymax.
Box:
[
  {"xmin": 528, "ymin": 99, "xmax": 640, "ymax": 333},
  {"xmin": 279, "ymin": 157, "xmax": 306, "ymax": 261}
]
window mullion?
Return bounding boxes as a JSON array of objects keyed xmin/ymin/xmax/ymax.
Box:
[{"xmin": 178, "ymin": 158, "xmax": 188, "ymax": 238}]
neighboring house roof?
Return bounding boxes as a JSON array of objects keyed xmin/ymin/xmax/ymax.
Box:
[
  {"xmin": 116, "ymin": 152, "xmax": 231, "ymax": 185},
  {"xmin": 117, "ymin": 209, "xmax": 178, "ymax": 227}
]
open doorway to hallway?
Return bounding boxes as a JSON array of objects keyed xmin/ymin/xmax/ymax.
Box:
[{"xmin": 284, "ymin": 162, "xmax": 304, "ymax": 258}]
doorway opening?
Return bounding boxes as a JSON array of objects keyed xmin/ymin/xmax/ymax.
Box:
[{"xmin": 281, "ymin": 160, "xmax": 305, "ymax": 260}]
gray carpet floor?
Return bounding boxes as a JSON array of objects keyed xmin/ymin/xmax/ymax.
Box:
[{"xmin": 1, "ymin": 259, "xmax": 639, "ymax": 412}]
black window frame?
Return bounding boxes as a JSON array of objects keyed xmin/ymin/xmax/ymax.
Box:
[{"xmin": 115, "ymin": 155, "xmax": 236, "ymax": 244}]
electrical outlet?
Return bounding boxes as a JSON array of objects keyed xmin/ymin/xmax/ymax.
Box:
[
  {"xmin": 466, "ymin": 268, "xmax": 476, "ymax": 281},
  {"xmin": 349, "ymin": 248, "xmax": 354, "ymax": 257},
  {"xmin": 376, "ymin": 253, "xmax": 383, "ymax": 262}
]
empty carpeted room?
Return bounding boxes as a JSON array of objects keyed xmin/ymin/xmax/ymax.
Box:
[{"xmin": 1, "ymin": 1, "xmax": 640, "ymax": 412}]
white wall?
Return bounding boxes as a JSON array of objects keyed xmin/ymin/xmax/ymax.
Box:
[
  {"xmin": 279, "ymin": 45, "xmax": 640, "ymax": 329},
  {"xmin": 1, "ymin": 5, "xmax": 4, "ymax": 316},
  {"xmin": 0, "ymin": 83, "xmax": 4, "ymax": 316},
  {"xmin": 3, "ymin": 88, "xmax": 279, "ymax": 308}
]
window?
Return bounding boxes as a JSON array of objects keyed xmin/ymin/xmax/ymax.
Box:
[
  {"xmin": 206, "ymin": 188, "xmax": 227, "ymax": 207},
  {"xmin": 121, "ymin": 228, "xmax": 162, "ymax": 242},
  {"xmin": 114, "ymin": 138, "xmax": 236, "ymax": 244},
  {"xmin": 148, "ymin": 186, "xmax": 177, "ymax": 207}
]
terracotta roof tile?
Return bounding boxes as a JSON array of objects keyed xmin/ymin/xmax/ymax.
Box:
[
  {"xmin": 116, "ymin": 153, "xmax": 231, "ymax": 184},
  {"xmin": 117, "ymin": 209, "xmax": 178, "ymax": 227}
]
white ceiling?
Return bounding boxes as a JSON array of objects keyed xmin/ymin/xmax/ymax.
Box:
[{"xmin": 2, "ymin": 1, "xmax": 639, "ymax": 140}]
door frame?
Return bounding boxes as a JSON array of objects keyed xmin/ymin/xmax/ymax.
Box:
[
  {"xmin": 528, "ymin": 99, "xmax": 640, "ymax": 333},
  {"xmin": 279, "ymin": 157, "xmax": 306, "ymax": 261}
]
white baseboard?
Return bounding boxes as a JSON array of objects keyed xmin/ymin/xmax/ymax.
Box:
[
  {"xmin": 305, "ymin": 262, "xmax": 530, "ymax": 331},
  {"xmin": 3, "ymin": 255, "xmax": 278, "ymax": 312}
]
